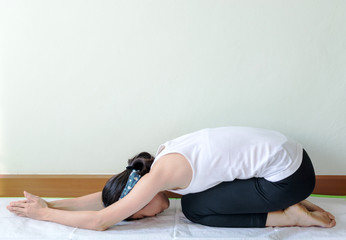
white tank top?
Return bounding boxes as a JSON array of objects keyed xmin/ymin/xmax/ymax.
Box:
[{"xmin": 152, "ymin": 127, "xmax": 303, "ymax": 195}]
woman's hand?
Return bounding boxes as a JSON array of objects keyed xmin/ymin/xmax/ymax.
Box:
[
  {"xmin": 7, "ymin": 191, "xmax": 49, "ymax": 221},
  {"xmin": 7, "ymin": 192, "xmax": 107, "ymax": 230}
]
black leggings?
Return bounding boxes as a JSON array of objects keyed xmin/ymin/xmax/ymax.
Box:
[{"xmin": 181, "ymin": 150, "xmax": 315, "ymax": 228}]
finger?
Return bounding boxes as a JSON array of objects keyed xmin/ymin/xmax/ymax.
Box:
[
  {"xmin": 8, "ymin": 200, "xmax": 28, "ymax": 207},
  {"xmin": 10, "ymin": 199, "xmax": 28, "ymax": 204},
  {"xmin": 7, "ymin": 205, "xmax": 18, "ymax": 211},
  {"xmin": 9, "ymin": 202, "xmax": 28, "ymax": 208},
  {"xmin": 24, "ymin": 191, "xmax": 37, "ymax": 198},
  {"xmin": 12, "ymin": 210, "xmax": 27, "ymax": 217},
  {"xmin": 24, "ymin": 191, "xmax": 39, "ymax": 202},
  {"xmin": 7, "ymin": 206, "xmax": 25, "ymax": 214},
  {"xmin": 7, "ymin": 206, "xmax": 24, "ymax": 211}
]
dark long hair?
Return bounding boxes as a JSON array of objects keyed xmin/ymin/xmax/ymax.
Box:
[{"xmin": 102, "ymin": 152, "xmax": 155, "ymax": 207}]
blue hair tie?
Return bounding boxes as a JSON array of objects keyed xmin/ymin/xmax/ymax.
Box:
[{"xmin": 119, "ymin": 169, "xmax": 141, "ymax": 199}]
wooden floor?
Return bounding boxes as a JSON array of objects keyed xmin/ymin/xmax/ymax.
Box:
[{"xmin": 0, "ymin": 174, "xmax": 345, "ymax": 198}]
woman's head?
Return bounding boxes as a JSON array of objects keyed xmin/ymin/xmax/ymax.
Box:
[
  {"xmin": 102, "ymin": 152, "xmax": 155, "ymax": 208},
  {"xmin": 130, "ymin": 191, "xmax": 170, "ymax": 219},
  {"xmin": 102, "ymin": 152, "xmax": 169, "ymax": 219}
]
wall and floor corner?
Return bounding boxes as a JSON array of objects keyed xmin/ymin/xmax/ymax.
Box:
[
  {"xmin": 0, "ymin": 1, "xmax": 345, "ymax": 195},
  {"xmin": 0, "ymin": 174, "xmax": 346, "ymax": 198}
]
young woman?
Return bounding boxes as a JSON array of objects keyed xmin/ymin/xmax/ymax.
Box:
[{"xmin": 7, "ymin": 127, "xmax": 336, "ymax": 230}]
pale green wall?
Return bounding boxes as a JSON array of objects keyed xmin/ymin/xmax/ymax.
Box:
[{"xmin": 0, "ymin": 0, "xmax": 345, "ymax": 174}]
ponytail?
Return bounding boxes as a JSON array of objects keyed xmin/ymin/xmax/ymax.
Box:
[
  {"xmin": 102, "ymin": 152, "xmax": 155, "ymax": 207},
  {"xmin": 127, "ymin": 152, "xmax": 154, "ymax": 176}
]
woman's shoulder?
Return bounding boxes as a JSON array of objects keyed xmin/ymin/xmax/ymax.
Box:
[
  {"xmin": 150, "ymin": 153, "xmax": 193, "ymax": 191},
  {"xmin": 151, "ymin": 153, "xmax": 190, "ymax": 174}
]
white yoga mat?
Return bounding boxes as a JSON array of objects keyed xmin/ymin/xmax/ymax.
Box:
[{"xmin": 0, "ymin": 196, "xmax": 345, "ymax": 240}]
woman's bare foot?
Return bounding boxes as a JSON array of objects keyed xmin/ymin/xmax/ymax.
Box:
[
  {"xmin": 300, "ymin": 200, "xmax": 335, "ymax": 220},
  {"xmin": 300, "ymin": 200, "xmax": 324, "ymax": 212},
  {"xmin": 284, "ymin": 203, "xmax": 336, "ymax": 227},
  {"xmin": 266, "ymin": 203, "xmax": 336, "ymax": 228}
]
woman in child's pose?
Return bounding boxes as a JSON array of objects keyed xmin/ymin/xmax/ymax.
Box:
[{"xmin": 7, "ymin": 127, "xmax": 336, "ymax": 230}]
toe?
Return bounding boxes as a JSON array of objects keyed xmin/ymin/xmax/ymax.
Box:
[
  {"xmin": 326, "ymin": 211, "xmax": 335, "ymax": 220},
  {"xmin": 328, "ymin": 219, "xmax": 336, "ymax": 228}
]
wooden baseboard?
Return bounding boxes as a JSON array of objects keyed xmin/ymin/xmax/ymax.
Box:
[
  {"xmin": 312, "ymin": 175, "xmax": 346, "ymax": 196},
  {"xmin": 0, "ymin": 175, "xmax": 110, "ymax": 198},
  {"xmin": 0, "ymin": 175, "xmax": 345, "ymax": 198}
]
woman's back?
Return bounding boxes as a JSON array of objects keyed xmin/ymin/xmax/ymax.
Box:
[{"xmin": 152, "ymin": 127, "xmax": 303, "ymax": 195}]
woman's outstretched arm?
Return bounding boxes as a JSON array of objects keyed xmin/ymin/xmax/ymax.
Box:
[
  {"xmin": 7, "ymin": 170, "xmax": 168, "ymax": 230},
  {"xmin": 8, "ymin": 191, "xmax": 104, "ymax": 214},
  {"xmin": 7, "ymin": 153, "xmax": 190, "ymax": 230},
  {"xmin": 48, "ymin": 192, "xmax": 104, "ymax": 211}
]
